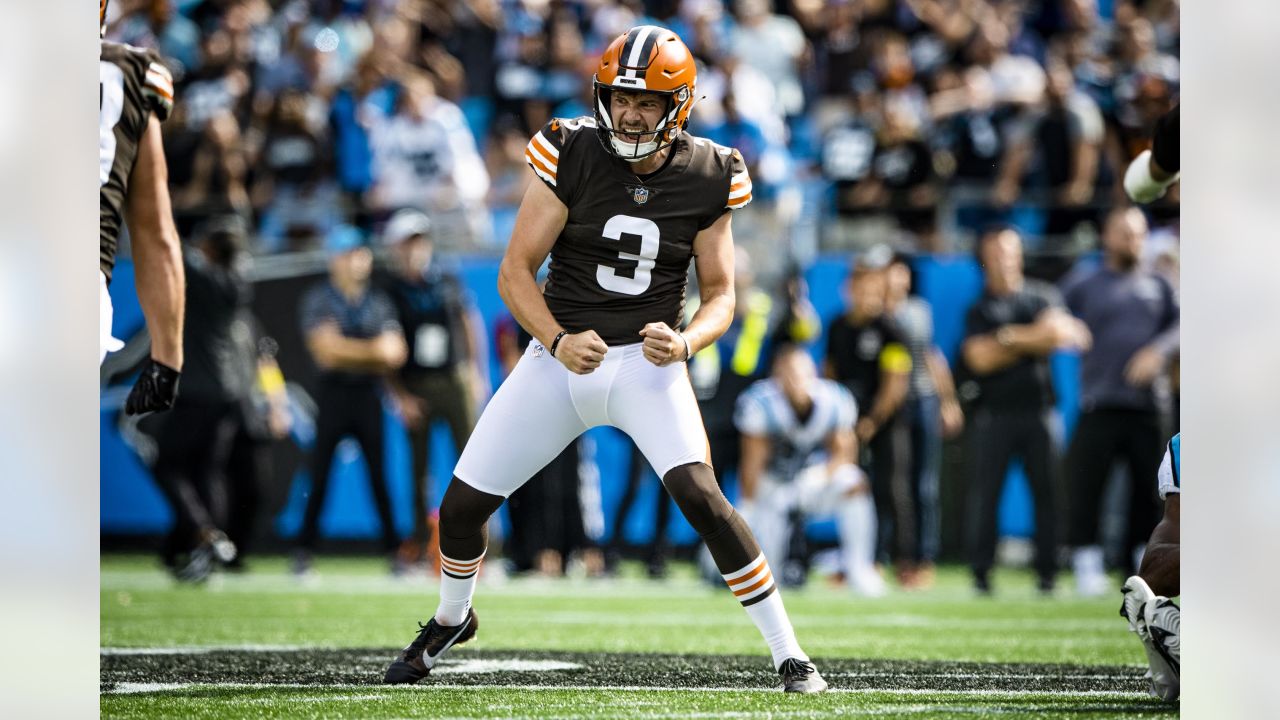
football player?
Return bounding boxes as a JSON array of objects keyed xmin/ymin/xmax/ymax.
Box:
[
  {"xmin": 100, "ymin": 0, "xmax": 185, "ymax": 414},
  {"xmin": 736, "ymin": 345, "xmax": 884, "ymax": 597},
  {"xmin": 1124, "ymin": 104, "xmax": 1179, "ymax": 204},
  {"xmin": 1120, "ymin": 433, "xmax": 1180, "ymax": 701},
  {"xmin": 384, "ymin": 26, "xmax": 826, "ymax": 693}
]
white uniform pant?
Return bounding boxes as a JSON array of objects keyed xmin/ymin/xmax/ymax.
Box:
[
  {"xmin": 746, "ymin": 463, "xmax": 882, "ymax": 594},
  {"xmin": 455, "ymin": 341, "xmax": 708, "ymax": 498},
  {"xmin": 100, "ymin": 270, "xmax": 124, "ymax": 365}
]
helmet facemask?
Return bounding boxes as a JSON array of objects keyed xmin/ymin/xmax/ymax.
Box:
[{"xmin": 593, "ymin": 81, "xmax": 692, "ymax": 163}]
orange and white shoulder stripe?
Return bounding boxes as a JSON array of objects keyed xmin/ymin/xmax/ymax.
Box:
[
  {"xmin": 525, "ymin": 130, "xmax": 560, "ymax": 187},
  {"xmin": 722, "ymin": 553, "xmax": 775, "ymax": 604},
  {"xmin": 726, "ymin": 170, "xmax": 752, "ymax": 209}
]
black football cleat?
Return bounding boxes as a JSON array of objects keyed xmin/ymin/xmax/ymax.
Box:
[
  {"xmin": 779, "ymin": 657, "xmax": 828, "ymax": 693},
  {"xmin": 383, "ymin": 609, "xmax": 479, "ymax": 684}
]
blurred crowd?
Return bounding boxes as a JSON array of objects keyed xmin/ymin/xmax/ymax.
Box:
[
  {"xmin": 105, "ymin": 0, "xmax": 1180, "ymax": 262},
  {"xmin": 104, "ymin": 0, "xmax": 1179, "ymax": 595}
]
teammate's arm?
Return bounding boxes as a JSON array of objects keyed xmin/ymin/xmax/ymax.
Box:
[
  {"xmin": 738, "ymin": 433, "xmax": 770, "ymax": 504},
  {"xmin": 497, "ymin": 179, "xmax": 607, "ymax": 374},
  {"xmin": 1138, "ymin": 494, "xmax": 1179, "ymax": 597},
  {"xmin": 123, "ymin": 114, "xmax": 185, "ymax": 415},
  {"xmin": 856, "ymin": 346, "xmax": 910, "ymax": 442},
  {"xmin": 824, "ymin": 427, "xmax": 858, "ymax": 480},
  {"xmin": 641, "ymin": 211, "xmax": 735, "ymax": 366}
]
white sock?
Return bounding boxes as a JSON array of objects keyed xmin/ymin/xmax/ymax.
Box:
[
  {"xmin": 836, "ymin": 491, "xmax": 881, "ymax": 594},
  {"xmin": 723, "ymin": 553, "xmax": 807, "ymax": 669},
  {"xmin": 435, "ymin": 550, "xmax": 485, "ymax": 626}
]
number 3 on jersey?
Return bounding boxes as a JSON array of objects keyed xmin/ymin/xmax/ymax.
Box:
[{"xmin": 597, "ymin": 215, "xmax": 659, "ymax": 296}]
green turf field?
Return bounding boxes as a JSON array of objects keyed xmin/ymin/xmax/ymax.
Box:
[{"xmin": 100, "ymin": 554, "xmax": 1177, "ymax": 718}]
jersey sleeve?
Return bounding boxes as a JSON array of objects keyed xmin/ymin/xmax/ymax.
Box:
[
  {"xmin": 1157, "ymin": 434, "xmax": 1180, "ymax": 499},
  {"xmin": 525, "ymin": 118, "xmax": 576, "ymax": 205},
  {"xmin": 734, "ymin": 384, "xmax": 772, "ymax": 436},
  {"xmin": 140, "ymin": 48, "xmax": 174, "ymax": 122},
  {"xmin": 726, "ymin": 149, "xmax": 753, "ymax": 211}
]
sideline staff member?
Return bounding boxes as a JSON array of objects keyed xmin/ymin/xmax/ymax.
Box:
[
  {"xmin": 295, "ymin": 225, "xmax": 407, "ymax": 574},
  {"xmin": 960, "ymin": 225, "xmax": 1090, "ymax": 594}
]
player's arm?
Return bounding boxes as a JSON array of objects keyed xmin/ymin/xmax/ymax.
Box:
[
  {"xmin": 926, "ymin": 347, "xmax": 964, "ymax": 436},
  {"xmin": 738, "ymin": 432, "xmax": 770, "ymax": 504},
  {"xmin": 641, "ymin": 211, "xmax": 735, "ymax": 366},
  {"xmin": 307, "ymin": 324, "xmax": 405, "ymax": 372},
  {"xmin": 962, "ymin": 308, "xmax": 1088, "ymax": 375},
  {"xmin": 122, "ymin": 114, "xmax": 185, "ymax": 415},
  {"xmin": 824, "ymin": 427, "xmax": 858, "ymax": 480},
  {"xmin": 497, "ymin": 179, "xmax": 607, "ymax": 374},
  {"xmin": 1138, "ymin": 494, "xmax": 1179, "ymax": 597},
  {"xmin": 856, "ymin": 345, "xmax": 911, "ymax": 442},
  {"xmin": 125, "ymin": 115, "xmax": 185, "ymax": 371}
]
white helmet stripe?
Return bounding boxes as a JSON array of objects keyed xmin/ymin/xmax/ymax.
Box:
[{"xmin": 625, "ymin": 26, "xmax": 655, "ymax": 79}]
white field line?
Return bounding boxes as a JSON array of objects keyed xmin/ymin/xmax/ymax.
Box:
[{"xmin": 104, "ymin": 681, "xmax": 1152, "ymax": 699}]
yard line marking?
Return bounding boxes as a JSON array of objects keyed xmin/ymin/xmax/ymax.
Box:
[{"xmin": 104, "ymin": 680, "xmax": 1153, "ymax": 699}]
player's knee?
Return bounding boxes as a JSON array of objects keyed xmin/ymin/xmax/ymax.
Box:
[
  {"xmin": 662, "ymin": 462, "xmax": 733, "ymax": 535},
  {"xmin": 438, "ymin": 477, "xmax": 504, "ymax": 539}
]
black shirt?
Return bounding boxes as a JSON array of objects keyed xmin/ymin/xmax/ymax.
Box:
[
  {"xmin": 381, "ymin": 268, "xmax": 472, "ymax": 378},
  {"xmin": 962, "ymin": 280, "xmax": 1063, "ymax": 410},
  {"xmin": 824, "ymin": 314, "xmax": 913, "ymax": 412},
  {"xmin": 299, "ymin": 281, "xmax": 402, "ymax": 385},
  {"xmin": 178, "ymin": 247, "xmax": 251, "ymax": 403}
]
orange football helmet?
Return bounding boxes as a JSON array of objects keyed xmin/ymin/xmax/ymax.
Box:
[
  {"xmin": 101, "ymin": 0, "xmax": 109, "ymax": 37},
  {"xmin": 593, "ymin": 25, "xmax": 698, "ymax": 162}
]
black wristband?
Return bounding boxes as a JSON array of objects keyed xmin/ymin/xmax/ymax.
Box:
[{"xmin": 549, "ymin": 330, "xmax": 568, "ymax": 357}]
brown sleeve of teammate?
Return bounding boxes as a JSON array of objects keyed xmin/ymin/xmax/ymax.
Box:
[{"xmin": 124, "ymin": 114, "xmax": 185, "ymax": 370}]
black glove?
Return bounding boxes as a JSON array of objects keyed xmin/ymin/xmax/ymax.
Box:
[{"xmin": 125, "ymin": 358, "xmax": 181, "ymax": 416}]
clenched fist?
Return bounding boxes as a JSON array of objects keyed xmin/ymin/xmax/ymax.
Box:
[
  {"xmin": 639, "ymin": 322, "xmax": 690, "ymax": 367},
  {"xmin": 555, "ymin": 330, "xmax": 608, "ymax": 374}
]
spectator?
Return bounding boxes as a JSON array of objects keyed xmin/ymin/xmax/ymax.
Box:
[
  {"xmin": 729, "ymin": 0, "xmax": 808, "ymax": 119},
  {"xmin": 736, "ymin": 344, "xmax": 884, "ymax": 596},
  {"xmin": 379, "ymin": 210, "xmax": 488, "ymax": 570},
  {"xmin": 1061, "ymin": 207, "xmax": 1177, "ymax": 595},
  {"xmin": 846, "ymin": 96, "xmax": 940, "ymax": 250},
  {"xmin": 329, "ymin": 51, "xmax": 400, "ymax": 213},
  {"xmin": 295, "ymin": 225, "xmax": 407, "ymax": 576},
  {"xmin": 150, "ymin": 215, "xmax": 253, "ymax": 582},
  {"xmin": 824, "ymin": 247, "xmax": 914, "ymax": 581},
  {"xmin": 485, "ymin": 121, "xmax": 534, "ymax": 248},
  {"xmin": 992, "ymin": 53, "xmax": 1105, "ymax": 238},
  {"xmin": 171, "ymin": 110, "xmax": 252, "ymax": 231},
  {"xmin": 959, "ymin": 225, "xmax": 1090, "ymax": 594},
  {"xmin": 252, "ymin": 89, "xmax": 340, "ymax": 252},
  {"xmin": 884, "ymin": 253, "xmax": 964, "ymax": 589},
  {"xmin": 366, "ymin": 72, "xmax": 491, "ymax": 249},
  {"xmin": 111, "ymin": 0, "xmax": 202, "ymax": 78}
]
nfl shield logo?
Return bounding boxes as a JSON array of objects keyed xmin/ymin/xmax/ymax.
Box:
[{"xmin": 632, "ymin": 186, "xmax": 650, "ymax": 205}]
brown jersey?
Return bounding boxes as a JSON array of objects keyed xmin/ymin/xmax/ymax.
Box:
[
  {"xmin": 99, "ymin": 41, "xmax": 174, "ymax": 283},
  {"xmin": 523, "ymin": 117, "xmax": 752, "ymax": 346}
]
